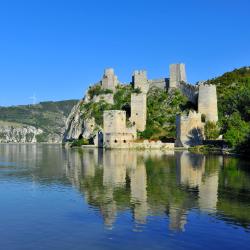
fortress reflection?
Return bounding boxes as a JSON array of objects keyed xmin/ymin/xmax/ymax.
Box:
[
  {"xmin": 0, "ymin": 144, "xmax": 249, "ymax": 232},
  {"xmin": 65, "ymin": 149, "xmax": 223, "ymax": 231}
]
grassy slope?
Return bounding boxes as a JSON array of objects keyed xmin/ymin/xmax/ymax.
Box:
[{"xmin": 0, "ymin": 100, "xmax": 78, "ymax": 141}]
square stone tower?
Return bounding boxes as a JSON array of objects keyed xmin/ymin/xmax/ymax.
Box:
[
  {"xmin": 169, "ymin": 63, "xmax": 187, "ymax": 89},
  {"xmin": 198, "ymin": 84, "xmax": 218, "ymax": 122},
  {"xmin": 132, "ymin": 70, "xmax": 149, "ymax": 93},
  {"xmin": 101, "ymin": 68, "xmax": 118, "ymax": 92},
  {"xmin": 103, "ymin": 110, "xmax": 126, "ymax": 133},
  {"xmin": 130, "ymin": 93, "xmax": 147, "ymax": 132}
]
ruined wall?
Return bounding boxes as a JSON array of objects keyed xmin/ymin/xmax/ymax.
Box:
[
  {"xmin": 148, "ymin": 78, "xmax": 168, "ymax": 90},
  {"xmin": 92, "ymin": 93, "xmax": 114, "ymax": 104},
  {"xmin": 198, "ymin": 84, "xmax": 218, "ymax": 122},
  {"xmin": 175, "ymin": 111, "xmax": 204, "ymax": 148},
  {"xmin": 103, "ymin": 110, "xmax": 136, "ymax": 148},
  {"xmin": 103, "ymin": 110, "xmax": 126, "ymax": 133},
  {"xmin": 101, "ymin": 68, "xmax": 118, "ymax": 91},
  {"xmin": 132, "ymin": 70, "xmax": 149, "ymax": 93},
  {"xmin": 169, "ymin": 63, "xmax": 187, "ymax": 89},
  {"xmin": 130, "ymin": 93, "xmax": 147, "ymax": 132}
]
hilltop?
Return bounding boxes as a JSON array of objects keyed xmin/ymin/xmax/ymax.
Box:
[{"xmin": 0, "ymin": 100, "xmax": 78, "ymax": 142}]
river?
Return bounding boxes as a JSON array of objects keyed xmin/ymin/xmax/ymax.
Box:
[{"xmin": 0, "ymin": 144, "xmax": 249, "ymax": 249}]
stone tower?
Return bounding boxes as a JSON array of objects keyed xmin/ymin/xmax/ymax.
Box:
[
  {"xmin": 132, "ymin": 70, "xmax": 149, "ymax": 93},
  {"xmin": 175, "ymin": 111, "xmax": 204, "ymax": 148},
  {"xmin": 130, "ymin": 93, "xmax": 147, "ymax": 131},
  {"xmin": 101, "ymin": 68, "xmax": 118, "ymax": 91},
  {"xmin": 198, "ymin": 84, "xmax": 218, "ymax": 122},
  {"xmin": 103, "ymin": 110, "xmax": 126, "ymax": 133},
  {"xmin": 169, "ymin": 63, "xmax": 187, "ymax": 89}
]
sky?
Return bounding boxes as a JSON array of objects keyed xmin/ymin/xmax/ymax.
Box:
[{"xmin": 0, "ymin": 0, "xmax": 249, "ymax": 106}]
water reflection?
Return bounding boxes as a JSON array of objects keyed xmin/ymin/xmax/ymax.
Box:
[
  {"xmin": 64, "ymin": 148, "xmax": 249, "ymax": 232},
  {"xmin": 0, "ymin": 144, "xmax": 250, "ymax": 233}
]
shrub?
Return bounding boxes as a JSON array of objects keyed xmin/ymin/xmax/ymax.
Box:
[
  {"xmin": 70, "ymin": 138, "xmax": 89, "ymax": 147},
  {"xmin": 204, "ymin": 121, "xmax": 219, "ymax": 139}
]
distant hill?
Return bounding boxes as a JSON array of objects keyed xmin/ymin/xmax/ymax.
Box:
[{"xmin": 0, "ymin": 100, "xmax": 78, "ymax": 142}]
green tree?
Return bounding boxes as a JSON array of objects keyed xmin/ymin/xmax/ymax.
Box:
[
  {"xmin": 204, "ymin": 121, "xmax": 219, "ymax": 140},
  {"xmin": 223, "ymin": 112, "xmax": 250, "ymax": 147}
]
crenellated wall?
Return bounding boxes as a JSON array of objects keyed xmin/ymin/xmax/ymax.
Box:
[
  {"xmin": 101, "ymin": 68, "xmax": 118, "ymax": 91},
  {"xmin": 132, "ymin": 70, "xmax": 149, "ymax": 93}
]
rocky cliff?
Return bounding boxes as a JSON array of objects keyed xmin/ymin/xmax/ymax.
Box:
[
  {"xmin": 0, "ymin": 121, "xmax": 43, "ymax": 143},
  {"xmin": 0, "ymin": 100, "xmax": 78, "ymax": 143},
  {"xmin": 63, "ymin": 100, "xmax": 97, "ymax": 141}
]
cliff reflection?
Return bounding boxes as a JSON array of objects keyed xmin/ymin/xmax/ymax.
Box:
[{"xmin": 66, "ymin": 149, "xmax": 225, "ymax": 231}]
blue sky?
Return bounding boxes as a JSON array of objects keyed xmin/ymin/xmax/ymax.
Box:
[{"xmin": 0, "ymin": 0, "xmax": 249, "ymax": 106}]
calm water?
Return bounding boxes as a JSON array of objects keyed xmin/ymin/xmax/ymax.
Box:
[{"xmin": 0, "ymin": 145, "xmax": 250, "ymax": 250}]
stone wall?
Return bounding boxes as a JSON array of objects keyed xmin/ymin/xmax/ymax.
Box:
[
  {"xmin": 175, "ymin": 111, "xmax": 204, "ymax": 148},
  {"xmin": 103, "ymin": 110, "xmax": 136, "ymax": 148},
  {"xmin": 101, "ymin": 68, "xmax": 118, "ymax": 91},
  {"xmin": 104, "ymin": 132, "xmax": 135, "ymax": 149},
  {"xmin": 130, "ymin": 93, "xmax": 147, "ymax": 132},
  {"xmin": 198, "ymin": 84, "xmax": 218, "ymax": 122},
  {"xmin": 148, "ymin": 78, "xmax": 168, "ymax": 90},
  {"xmin": 103, "ymin": 110, "xmax": 126, "ymax": 133},
  {"xmin": 132, "ymin": 70, "xmax": 149, "ymax": 93},
  {"xmin": 92, "ymin": 93, "xmax": 114, "ymax": 104},
  {"xmin": 169, "ymin": 63, "xmax": 187, "ymax": 89}
]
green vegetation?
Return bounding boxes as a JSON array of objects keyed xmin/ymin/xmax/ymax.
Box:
[
  {"xmin": 188, "ymin": 145, "xmax": 224, "ymax": 154},
  {"xmin": 139, "ymin": 88, "xmax": 187, "ymax": 140},
  {"xmin": 70, "ymin": 138, "xmax": 89, "ymax": 147},
  {"xmin": 204, "ymin": 121, "xmax": 219, "ymax": 140},
  {"xmin": 208, "ymin": 67, "xmax": 250, "ymax": 153},
  {"xmin": 81, "ymin": 85, "xmax": 134, "ymax": 128},
  {"xmin": 88, "ymin": 84, "xmax": 113, "ymax": 99},
  {"xmin": 81, "ymin": 84, "xmax": 188, "ymax": 141},
  {"xmin": 0, "ymin": 100, "xmax": 78, "ymax": 142}
]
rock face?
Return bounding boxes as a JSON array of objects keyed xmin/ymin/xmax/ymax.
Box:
[
  {"xmin": 0, "ymin": 121, "xmax": 43, "ymax": 143},
  {"xmin": 0, "ymin": 100, "xmax": 78, "ymax": 143},
  {"xmin": 63, "ymin": 101, "xmax": 96, "ymax": 141}
]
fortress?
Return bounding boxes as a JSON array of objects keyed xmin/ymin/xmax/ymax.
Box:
[{"xmin": 67, "ymin": 63, "xmax": 218, "ymax": 149}]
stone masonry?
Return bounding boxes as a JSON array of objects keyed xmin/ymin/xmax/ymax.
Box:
[
  {"xmin": 132, "ymin": 70, "xmax": 149, "ymax": 93},
  {"xmin": 130, "ymin": 93, "xmax": 147, "ymax": 132},
  {"xmin": 65, "ymin": 63, "xmax": 219, "ymax": 149},
  {"xmin": 198, "ymin": 84, "xmax": 218, "ymax": 122},
  {"xmin": 169, "ymin": 63, "xmax": 187, "ymax": 89},
  {"xmin": 101, "ymin": 68, "xmax": 118, "ymax": 91},
  {"xmin": 103, "ymin": 110, "xmax": 136, "ymax": 149},
  {"xmin": 175, "ymin": 111, "xmax": 204, "ymax": 148}
]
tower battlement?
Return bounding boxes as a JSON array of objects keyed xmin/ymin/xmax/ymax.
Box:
[
  {"xmin": 132, "ymin": 70, "xmax": 148, "ymax": 93},
  {"xmin": 101, "ymin": 68, "xmax": 118, "ymax": 91},
  {"xmin": 169, "ymin": 63, "xmax": 187, "ymax": 89}
]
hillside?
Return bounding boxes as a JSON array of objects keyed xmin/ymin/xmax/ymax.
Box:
[
  {"xmin": 0, "ymin": 100, "xmax": 78, "ymax": 142},
  {"xmin": 207, "ymin": 67, "xmax": 250, "ymax": 152}
]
